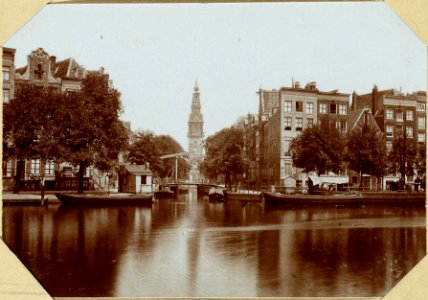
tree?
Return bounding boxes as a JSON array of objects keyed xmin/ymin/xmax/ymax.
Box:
[
  {"xmin": 289, "ymin": 121, "xmax": 345, "ymax": 176},
  {"xmin": 58, "ymin": 71, "xmax": 128, "ymax": 193},
  {"xmin": 387, "ymin": 130, "xmax": 417, "ymax": 187},
  {"xmin": 346, "ymin": 123, "xmax": 387, "ymax": 188},
  {"xmin": 415, "ymin": 142, "xmax": 426, "ymax": 177},
  {"xmin": 127, "ymin": 131, "xmax": 190, "ymax": 180},
  {"xmin": 200, "ymin": 126, "xmax": 248, "ymax": 187},
  {"xmin": 127, "ymin": 130, "xmax": 163, "ymax": 176},
  {"xmin": 3, "ymin": 83, "xmax": 63, "ymax": 193}
]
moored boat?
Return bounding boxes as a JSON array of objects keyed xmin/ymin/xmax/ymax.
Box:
[
  {"xmin": 55, "ymin": 192, "xmax": 153, "ymax": 205},
  {"xmin": 154, "ymin": 186, "xmax": 176, "ymax": 199},
  {"xmin": 208, "ymin": 187, "xmax": 225, "ymax": 202},
  {"xmin": 224, "ymin": 190, "xmax": 262, "ymax": 202},
  {"xmin": 262, "ymin": 191, "xmax": 426, "ymax": 206}
]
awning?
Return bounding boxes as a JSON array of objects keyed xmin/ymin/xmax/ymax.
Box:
[{"xmin": 308, "ymin": 175, "xmax": 348, "ymax": 186}]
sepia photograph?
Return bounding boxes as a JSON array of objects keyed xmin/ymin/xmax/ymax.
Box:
[{"xmin": 1, "ymin": 0, "xmax": 427, "ymax": 299}]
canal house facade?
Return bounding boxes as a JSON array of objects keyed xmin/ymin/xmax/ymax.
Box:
[
  {"xmin": 259, "ymin": 81, "xmax": 349, "ymax": 189},
  {"xmin": 351, "ymin": 86, "xmax": 427, "ymax": 188},
  {"xmin": 2, "ymin": 47, "xmax": 115, "ymax": 192}
]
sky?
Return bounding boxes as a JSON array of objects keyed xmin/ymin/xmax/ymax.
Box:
[{"xmin": 4, "ymin": 2, "xmax": 426, "ymax": 149}]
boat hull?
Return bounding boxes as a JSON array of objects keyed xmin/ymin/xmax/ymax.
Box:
[
  {"xmin": 55, "ymin": 193, "xmax": 153, "ymax": 205},
  {"xmin": 154, "ymin": 191, "xmax": 176, "ymax": 199},
  {"xmin": 224, "ymin": 190, "xmax": 262, "ymax": 202},
  {"xmin": 208, "ymin": 188, "xmax": 225, "ymax": 202},
  {"xmin": 262, "ymin": 191, "xmax": 426, "ymax": 206}
]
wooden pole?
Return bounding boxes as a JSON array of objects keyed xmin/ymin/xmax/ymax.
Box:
[{"xmin": 175, "ymin": 157, "xmax": 178, "ymax": 183}]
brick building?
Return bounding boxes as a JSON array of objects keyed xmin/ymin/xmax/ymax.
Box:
[
  {"xmin": 2, "ymin": 47, "xmax": 15, "ymax": 104},
  {"xmin": 258, "ymin": 81, "xmax": 350, "ymax": 188},
  {"xmin": 351, "ymin": 86, "xmax": 426, "ymax": 187}
]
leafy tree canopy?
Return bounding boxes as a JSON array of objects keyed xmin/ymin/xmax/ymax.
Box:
[
  {"xmin": 200, "ymin": 126, "xmax": 248, "ymax": 186},
  {"xmin": 58, "ymin": 71, "xmax": 128, "ymax": 190},
  {"xmin": 128, "ymin": 131, "xmax": 189, "ymax": 179},
  {"xmin": 346, "ymin": 123, "xmax": 387, "ymax": 185},
  {"xmin": 387, "ymin": 130, "xmax": 418, "ymax": 184},
  {"xmin": 289, "ymin": 119, "xmax": 345, "ymax": 176}
]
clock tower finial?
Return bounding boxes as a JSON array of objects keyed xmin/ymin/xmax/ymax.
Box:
[{"xmin": 194, "ymin": 79, "xmax": 199, "ymax": 92}]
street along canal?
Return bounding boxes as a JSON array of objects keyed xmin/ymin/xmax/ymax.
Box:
[{"xmin": 2, "ymin": 189, "xmax": 426, "ymax": 297}]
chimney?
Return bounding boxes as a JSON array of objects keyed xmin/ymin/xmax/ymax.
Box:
[{"xmin": 372, "ymin": 84, "xmax": 378, "ymax": 114}]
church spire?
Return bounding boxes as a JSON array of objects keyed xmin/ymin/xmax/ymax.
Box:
[{"xmin": 187, "ymin": 82, "xmax": 204, "ymax": 183}]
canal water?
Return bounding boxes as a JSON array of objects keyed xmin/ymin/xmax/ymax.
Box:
[{"xmin": 2, "ymin": 189, "xmax": 426, "ymax": 297}]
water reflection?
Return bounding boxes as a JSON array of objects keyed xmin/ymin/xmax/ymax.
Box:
[{"xmin": 2, "ymin": 191, "xmax": 425, "ymax": 297}]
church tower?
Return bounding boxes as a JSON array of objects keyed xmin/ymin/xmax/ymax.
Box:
[{"xmin": 187, "ymin": 81, "xmax": 204, "ymax": 183}]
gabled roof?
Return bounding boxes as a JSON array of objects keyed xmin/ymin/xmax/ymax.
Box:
[
  {"xmin": 15, "ymin": 66, "xmax": 27, "ymax": 75},
  {"xmin": 55, "ymin": 59, "xmax": 71, "ymax": 78},
  {"xmin": 125, "ymin": 165, "xmax": 152, "ymax": 175},
  {"xmin": 55, "ymin": 58, "xmax": 84, "ymax": 79},
  {"xmin": 348, "ymin": 107, "xmax": 381, "ymax": 132}
]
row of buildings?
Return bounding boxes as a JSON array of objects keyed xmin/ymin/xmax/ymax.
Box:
[
  {"xmin": 2, "ymin": 47, "xmax": 426, "ymax": 192},
  {"xmin": 239, "ymin": 81, "xmax": 426, "ymax": 190},
  {"xmin": 2, "ymin": 47, "xmax": 156, "ymax": 193}
]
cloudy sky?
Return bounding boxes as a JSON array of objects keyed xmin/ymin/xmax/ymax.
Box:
[{"xmin": 4, "ymin": 2, "xmax": 426, "ymax": 149}]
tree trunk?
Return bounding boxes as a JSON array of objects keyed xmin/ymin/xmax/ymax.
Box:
[
  {"xmin": 77, "ymin": 162, "xmax": 86, "ymax": 194},
  {"xmin": 359, "ymin": 170, "xmax": 363, "ymax": 190},
  {"xmin": 13, "ymin": 159, "xmax": 23, "ymax": 194},
  {"xmin": 225, "ymin": 170, "xmax": 231, "ymax": 189}
]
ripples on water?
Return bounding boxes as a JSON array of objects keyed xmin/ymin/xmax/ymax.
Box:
[{"xmin": 2, "ymin": 191, "xmax": 426, "ymax": 297}]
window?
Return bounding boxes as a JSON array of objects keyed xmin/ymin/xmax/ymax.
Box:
[
  {"xmin": 340, "ymin": 120, "xmax": 347, "ymax": 132},
  {"xmin": 406, "ymin": 126, "xmax": 413, "ymax": 137},
  {"xmin": 418, "ymin": 117, "xmax": 426, "ymax": 129},
  {"xmin": 386, "ymin": 141, "xmax": 393, "ymax": 153},
  {"xmin": 396, "ymin": 110, "xmax": 403, "ymax": 122},
  {"xmin": 296, "ymin": 118, "xmax": 303, "ymax": 131},
  {"xmin": 319, "ymin": 103, "xmax": 327, "ymax": 114},
  {"xmin": 330, "ymin": 103, "xmax": 337, "ymax": 114},
  {"xmin": 296, "ymin": 101, "xmax": 303, "ymax": 112},
  {"xmin": 30, "ymin": 159, "xmax": 40, "ymax": 175},
  {"xmin": 386, "ymin": 125, "xmax": 394, "ymax": 137},
  {"xmin": 2, "ymin": 160, "xmax": 13, "ymax": 177},
  {"xmin": 3, "ymin": 89, "xmax": 10, "ymax": 103},
  {"xmin": 418, "ymin": 133, "xmax": 425, "ymax": 142},
  {"xmin": 417, "ymin": 103, "xmax": 426, "ymax": 112},
  {"xmin": 335, "ymin": 120, "xmax": 340, "ymax": 129},
  {"xmin": 339, "ymin": 104, "xmax": 347, "ymax": 115},
  {"xmin": 2, "ymin": 67, "xmax": 10, "ymax": 81},
  {"xmin": 406, "ymin": 110, "xmax": 413, "ymax": 121},
  {"xmin": 284, "ymin": 101, "xmax": 292, "ymax": 112},
  {"xmin": 45, "ymin": 161, "xmax": 55, "ymax": 176},
  {"xmin": 284, "ymin": 117, "xmax": 292, "ymax": 130},
  {"xmin": 306, "ymin": 118, "xmax": 314, "ymax": 127},
  {"xmin": 306, "ymin": 102, "xmax": 314, "ymax": 114},
  {"xmin": 386, "ymin": 109, "xmax": 394, "ymax": 119}
]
